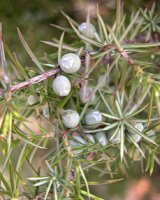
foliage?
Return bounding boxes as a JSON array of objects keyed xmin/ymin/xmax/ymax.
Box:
[{"xmin": 0, "ymin": 0, "xmax": 160, "ymax": 199}]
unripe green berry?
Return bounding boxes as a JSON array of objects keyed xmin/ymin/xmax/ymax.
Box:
[
  {"xmin": 135, "ymin": 123, "xmax": 144, "ymax": 132},
  {"xmin": 42, "ymin": 104, "xmax": 50, "ymax": 119},
  {"xmin": 108, "ymin": 129, "xmax": 120, "ymax": 144},
  {"xmin": 69, "ymin": 140, "xmax": 83, "ymax": 154},
  {"xmin": 128, "ymin": 123, "xmax": 144, "ymax": 142},
  {"xmin": 73, "ymin": 135, "xmax": 86, "ymax": 145},
  {"xmin": 95, "ymin": 132, "xmax": 108, "ymax": 146},
  {"xmin": 84, "ymin": 110, "xmax": 102, "ymax": 125},
  {"xmin": 147, "ymin": 130, "xmax": 156, "ymax": 140},
  {"xmin": 59, "ymin": 53, "xmax": 81, "ymax": 74},
  {"xmin": 78, "ymin": 23, "xmax": 96, "ymax": 38},
  {"xmin": 62, "ymin": 109, "xmax": 80, "ymax": 128},
  {"xmin": 86, "ymin": 134, "xmax": 95, "ymax": 144},
  {"xmin": 129, "ymin": 132, "xmax": 142, "ymax": 142},
  {"xmin": 27, "ymin": 95, "xmax": 38, "ymax": 105},
  {"xmin": 79, "ymin": 86, "xmax": 95, "ymax": 104},
  {"xmin": 68, "ymin": 135, "xmax": 86, "ymax": 155},
  {"xmin": 52, "ymin": 75, "xmax": 71, "ymax": 96}
]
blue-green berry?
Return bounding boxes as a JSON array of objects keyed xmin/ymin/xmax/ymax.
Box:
[
  {"xmin": 59, "ymin": 53, "xmax": 81, "ymax": 74},
  {"xmin": 78, "ymin": 23, "xmax": 96, "ymax": 38},
  {"xmin": 95, "ymin": 132, "xmax": 108, "ymax": 146},
  {"xmin": 52, "ymin": 75, "xmax": 71, "ymax": 96},
  {"xmin": 62, "ymin": 109, "xmax": 80, "ymax": 128},
  {"xmin": 84, "ymin": 110, "xmax": 102, "ymax": 125}
]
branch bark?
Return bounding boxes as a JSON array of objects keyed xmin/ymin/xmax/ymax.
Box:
[{"xmin": 0, "ymin": 67, "xmax": 60, "ymax": 99}]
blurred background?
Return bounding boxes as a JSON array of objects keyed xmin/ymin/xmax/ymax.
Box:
[
  {"xmin": 1, "ymin": 0, "xmax": 159, "ymax": 62},
  {"xmin": 0, "ymin": 0, "xmax": 160, "ymax": 199}
]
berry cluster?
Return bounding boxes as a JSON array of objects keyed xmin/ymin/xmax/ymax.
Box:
[{"xmin": 27, "ymin": 22, "xmax": 157, "ymax": 160}]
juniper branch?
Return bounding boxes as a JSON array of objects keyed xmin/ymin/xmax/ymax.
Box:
[
  {"xmin": 0, "ymin": 67, "xmax": 60, "ymax": 99},
  {"xmin": 0, "ymin": 43, "xmax": 148, "ymax": 101}
]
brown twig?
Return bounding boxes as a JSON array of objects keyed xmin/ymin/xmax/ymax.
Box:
[
  {"xmin": 101, "ymin": 44, "xmax": 134, "ymax": 66},
  {"xmin": 0, "ymin": 67, "xmax": 60, "ymax": 99},
  {"xmin": 0, "ymin": 43, "xmax": 142, "ymax": 100},
  {"xmin": 83, "ymin": 44, "xmax": 138, "ymax": 103},
  {"xmin": 62, "ymin": 131, "xmax": 74, "ymax": 158}
]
